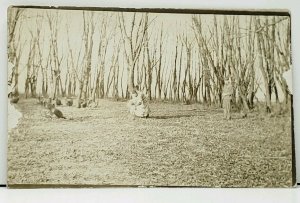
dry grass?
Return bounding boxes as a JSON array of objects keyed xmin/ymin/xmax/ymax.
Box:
[{"xmin": 7, "ymin": 98, "xmax": 293, "ymax": 187}]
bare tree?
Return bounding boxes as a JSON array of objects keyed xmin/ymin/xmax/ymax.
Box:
[
  {"xmin": 171, "ymin": 36, "xmax": 179, "ymax": 101},
  {"xmin": 144, "ymin": 23, "xmax": 159, "ymax": 100},
  {"xmin": 93, "ymin": 13, "xmax": 112, "ymax": 99},
  {"xmin": 77, "ymin": 11, "xmax": 96, "ymax": 106},
  {"xmin": 255, "ymin": 16, "xmax": 275, "ymax": 113},
  {"xmin": 66, "ymin": 23, "xmax": 84, "ymax": 98},
  {"xmin": 273, "ymin": 16, "xmax": 291, "ymax": 106},
  {"xmin": 192, "ymin": 16, "xmax": 213, "ymax": 105},
  {"xmin": 106, "ymin": 40, "xmax": 120, "ymax": 98},
  {"xmin": 46, "ymin": 11, "xmax": 64, "ymax": 99},
  {"xmin": 24, "ymin": 34, "xmax": 37, "ymax": 98},
  {"xmin": 226, "ymin": 17, "xmax": 250, "ymax": 112},
  {"xmin": 8, "ymin": 8, "xmax": 24, "ymax": 96},
  {"xmin": 10, "ymin": 25, "xmax": 25, "ymax": 97},
  {"xmin": 8, "ymin": 8, "xmax": 23, "ymax": 63},
  {"xmin": 154, "ymin": 23, "xmax": 164, "ymax": 100},
  {"xmin": 118, "ymin": 13, "xmax": 149, "ymax": 97}
]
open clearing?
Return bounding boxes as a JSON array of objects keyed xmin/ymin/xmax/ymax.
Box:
[{"xmin": 7, "ymin": 99, "xmax": 293, "ymax": 187}]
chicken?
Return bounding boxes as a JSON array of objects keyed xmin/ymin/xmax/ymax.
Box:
[{"xmin": 49, "ymin": 105, "xmax": 66, "ymax": 119}]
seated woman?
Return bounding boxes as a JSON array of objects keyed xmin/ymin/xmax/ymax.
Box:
[{"xmin": 127, "ymin": 86, "xmax": 150, "ymax": 118}]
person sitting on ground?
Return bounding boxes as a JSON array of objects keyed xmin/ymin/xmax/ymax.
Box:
[
  {"xmin": 127, "ymin": 86, "xmax": 150, "ymax": 118},
  {"xmin": 222, "ymin": 77, "xmax": 233, "ymax": 120}
]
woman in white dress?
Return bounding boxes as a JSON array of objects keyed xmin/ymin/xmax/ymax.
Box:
[{"xmin": 127, "ymin": 88, "xmax": 150, "ymax": 118}]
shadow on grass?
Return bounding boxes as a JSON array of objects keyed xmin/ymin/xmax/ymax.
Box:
[
  {"xmin": 150, "ymin": 114, "xmax": 204, "ymax": 119},
  {"xmin": 230, "ymin": 116, "xmax": 245, "ymax": 120}
]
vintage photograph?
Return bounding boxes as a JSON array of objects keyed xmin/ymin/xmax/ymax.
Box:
[{"xmin": 7, "ymin": 6, "xmax": 294, "ymax": 187}]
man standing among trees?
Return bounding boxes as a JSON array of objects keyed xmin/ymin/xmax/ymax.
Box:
[{"xmin": 222, "ymin": 77, "xmax": 233, "ymax": 120}]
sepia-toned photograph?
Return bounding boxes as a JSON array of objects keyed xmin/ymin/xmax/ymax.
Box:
[{"xmin": 7, "ymin": 6, "xmax": 295, "ymax": 188}]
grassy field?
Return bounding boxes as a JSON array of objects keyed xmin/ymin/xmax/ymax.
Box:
[{"xmin": 7, "ymin": 98, "xmax": 294, "ymax": 187}]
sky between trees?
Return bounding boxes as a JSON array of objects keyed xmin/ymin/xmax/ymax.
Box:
[{"xmin": 8, "ymin": 7, "xmax": 291, "ymax": 111}]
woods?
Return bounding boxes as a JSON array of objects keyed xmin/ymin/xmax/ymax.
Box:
[
  {"xmin": 8, "ymin": 8, "xmax": 292, "ymax": 112},
  {"xmin": 7, "ymin": 8, "xmax": 294, "ymax": 188}
]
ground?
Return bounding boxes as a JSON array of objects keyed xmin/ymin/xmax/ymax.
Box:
[{"xmin": 7, "ymin": 98, "xmax": 294, "ymax": 187}]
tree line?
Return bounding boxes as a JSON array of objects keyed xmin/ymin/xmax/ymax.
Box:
[{"xmin": 8, "ymin": 8, "xmax": 291, "ymax": 112}]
